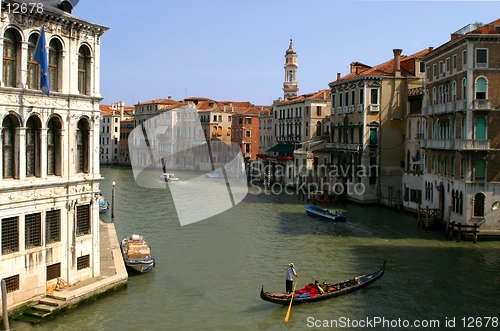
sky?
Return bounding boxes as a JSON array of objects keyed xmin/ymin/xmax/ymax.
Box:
[{"xmin": 72, "ymin": 0, "xmax": 500, "ymax": 107}]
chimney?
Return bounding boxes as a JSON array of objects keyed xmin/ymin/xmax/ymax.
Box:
[
  {"xmin": 350, "ymin": 62, "xmax": 356, "ymax": 73},
  {"xmin": 168, "ymin": 96, "xmax": 172, "ymax": 100},
  {"xmin": 393, "ymin": 49, "xmax": 402, "ymax": 77},
  {"xmin": 337, "ymin": 73, "xmax": 341, "ymax": 81}
]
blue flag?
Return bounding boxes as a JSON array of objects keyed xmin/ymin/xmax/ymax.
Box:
[{"xmin": 34, "ymin": 25, "xmax": 50, "ymax": 96}]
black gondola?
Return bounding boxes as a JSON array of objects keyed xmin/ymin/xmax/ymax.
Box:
[{"xmin": 260, "ymin": 260, "xmax": 386, "ymax": 305}]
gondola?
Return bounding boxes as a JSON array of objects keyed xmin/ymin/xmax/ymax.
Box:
[{"xmin": 260, "ymin": 260, "xmax": 386, "ymax": 305}]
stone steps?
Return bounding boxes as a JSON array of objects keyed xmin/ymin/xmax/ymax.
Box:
[{"xmin": 15, "ymin": 295, "xmax": 67, "ymax": 323}]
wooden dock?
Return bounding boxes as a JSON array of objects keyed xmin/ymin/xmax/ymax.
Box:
[
  {"xmin": 417, "ymin": 205, "xmax": 443, "ymax": 229},
  {"xmin": 445, "ymin": 221, "xmax": 480, "ymax": 243}
]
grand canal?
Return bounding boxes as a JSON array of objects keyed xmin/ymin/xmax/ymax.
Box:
[{"xmin": 10, "ymin": 167, "xmax": 500, "ymax": 330}]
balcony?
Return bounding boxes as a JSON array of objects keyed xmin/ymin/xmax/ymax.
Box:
[
  {"xmin": 367, "ymin": 104, "xmax": 379, "ymax": 113},
  {"xmin": 473, "ymin": 99, "xmax": 491, "ymax": 110},
  {"xmin": 420, "ymin": 138, "xmax": 490, "ymax": 150},
  {"xmin": 325, "ymin": 142, "xmax": 363, "ymax": 152},
  {"xmin": 455, "ymin": 139, "xmax": 490, "ymax": 150},
  {"xmin": 423, "ymin": 100, "xmax": 464, "ymax": 116}
]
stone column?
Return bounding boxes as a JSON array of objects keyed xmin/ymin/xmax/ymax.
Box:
[
  {"xmin": 17, "ymin": 127, "xmax": 26, "ymax": 180},
  {"xmin": 40, "ymin": 128, "xmax": 48, "ymax": 178}
]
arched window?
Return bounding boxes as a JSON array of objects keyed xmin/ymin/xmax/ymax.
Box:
[
  {"xmin": 462, "ymin": 78, "xmax": 467, "ymax": 101},
  {"xmin": 316, "ymin": 121, "xmax": 322, "ymax": 136},
  {"xmin": 2, "ymin": 115, "xmax": 19, "ymax": 178},
  {"xmin": 451, "ymin": 190, "xmax": 456, "ymax": 212},
  {"xmin": 475, "ymin": 158, "xmax": 485, "ymax": 180},
  {"xmin": 473, "ymin": 192, "xmax": 486, "ymax": 217},
  {"xmin": 76, "ymin": 119, "xmax": 90, "ymax": 173},
  {"xmin": 452, "ymin": 81, "xmax": 457, "ymax": 101},
  {"xmin": 49, "ymin": 39, "xmax": 62, "ymax": 92},
  {"xmin": 47, "ymin": 117, "xmax": 62, "ymax": 175},
  {"xmin": 461, "ymin": 117, "xmax": 467, "ymax": 139},
  {"xmin": 217, "ymin": 126, "xmax": 222, "ymax": 136},
  {"xmin": 432, "ymin": 87, "xmax": 436, "ymax": 105},
  {"xmin": 78, "ymin": 46, "xmax": 91, "ymax": 95},
  {"xmin": 475, "ymin": 77, "xmax": 487, "ymax": 100},
  {"xmin": 475, "ymin": 117, "xmax": 486, "ymax": 139},
  {"xmin": 3, "ymin": 29, "xmax": 20, "ymax": 87},
  {"xmin": 26, "ymin": 116, "xmax": 42, "ymax": 177},
  {"xmin": 27, "ymin": 33, "xmax": 40, "ymax": 89}
]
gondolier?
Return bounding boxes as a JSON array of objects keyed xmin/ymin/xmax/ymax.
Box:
[
  {"xmin": 283, "ymin": 263, "xmax": 299, "ymax": 293},
  {"xmin": 262, "ymin": 260, "xmax": 387, "ymax": 305}
]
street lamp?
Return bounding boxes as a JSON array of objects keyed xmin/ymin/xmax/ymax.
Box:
[{"xmin": 111, "ymin": 181, "xmax": 116, "ymax": 219}]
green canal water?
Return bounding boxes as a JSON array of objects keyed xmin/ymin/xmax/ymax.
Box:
[{"xmin": 10, "ymin": 167, "xmax": 500, "ymax": 330}]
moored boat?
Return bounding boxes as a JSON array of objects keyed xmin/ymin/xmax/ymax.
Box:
[
  {"xmin": 305, "ymin": 205, "xmax": 346, "ymax": 222},
  {"xmin": 260, "ymin": 260, "xmax": 386, "ymax": 305},
  {"xmin": 310, "ymin": 191, "xmax": 331, "ymax": 204},
  {"xmin": 120, "ymin": 234, "xmax": 156, "ymax": 273},
  {"xmin": 98, "ymin": 195, "xmax": 109, "ymax": 214}
]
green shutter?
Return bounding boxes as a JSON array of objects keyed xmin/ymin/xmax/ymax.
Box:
[
  {"xmin": 369, "ymin": 128, "xmax": 378, "ymax": 145},
  {"xmin": 475, "ymin": 117, "xmax": 486, "ymax": 139},
  {"xmin": 475, "ymin": 159, "xmax": 485, "ymax": 179}
]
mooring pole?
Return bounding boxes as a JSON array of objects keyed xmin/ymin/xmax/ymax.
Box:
[
  {"xmin": 2, "ymin": 279, "xmax": 10, "ymax": 331},
  {"xmin": 111, "ymin": 181, "xmax": 116, "ymax": 219}
]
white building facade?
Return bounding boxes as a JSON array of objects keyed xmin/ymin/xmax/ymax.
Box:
[{"xmin": 0, "ymin": 0, "xmax": 108, "ymax": 312}]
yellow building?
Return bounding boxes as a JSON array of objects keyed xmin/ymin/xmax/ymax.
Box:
[{"xmin": 328, "ymin": 48, "xmax": 431, "ymax": 204}]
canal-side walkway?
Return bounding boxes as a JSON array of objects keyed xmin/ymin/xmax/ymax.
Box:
[
  {"xmin": 49, "ymin": 220, "xmax": 128, "ymax": 302},
  {"xmin": 17, "ymin": 221, "xmax": 128, "ymax": 323}
]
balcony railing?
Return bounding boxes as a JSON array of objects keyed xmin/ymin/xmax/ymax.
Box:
[
  {"xmin": 325, "ymin": 142, "xmax": 363, "ymax": 151},
  {"xmin": 420, "ymin": 139, "xmax": 490, "ymax": 150},
  {"xmin": 473, "ymin": 99, "xmax": 491, "ymax": 110},
  {"xmin": 367, "ymin": 104, "xmax": 379, "ymax": 113}
]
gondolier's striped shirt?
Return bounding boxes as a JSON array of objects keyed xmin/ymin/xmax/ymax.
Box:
[{"xmin": 283, "ymin": 266, "xmax": 297, "ymax": 281}]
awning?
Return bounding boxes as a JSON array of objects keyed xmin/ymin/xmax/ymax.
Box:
[
  {"xmin": 154, "ymin": 126, "xmax": 169, "ymax": 135},
  {"xmin": 266, "ymin": 144, "xmax": 300, "ymax": 153}
]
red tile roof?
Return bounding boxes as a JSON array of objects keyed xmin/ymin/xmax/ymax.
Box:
[
  {"xmin": 100, "ymin": 104, "xmax": 134, "ymax": 117},
  {"xmin": 332, "ymin": 48, "xmax": 432, "ymax": 84},
  {"xmin": 276, "ymin": 89, "xmax": 331, "ymax": 105}
]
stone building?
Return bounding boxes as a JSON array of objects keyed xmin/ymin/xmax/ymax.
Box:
[
  {"xmin": 0, "ymin": 0, "xmax": 108, "ymax": 313},
  {"xmin": 420, "ymin": 19, "xmax": 500, "ymax": 234},
  {"xmin": 99, "ymin": 101, "xmax": 133, "ymax": 165}
]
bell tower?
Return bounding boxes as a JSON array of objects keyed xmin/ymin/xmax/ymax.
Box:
[{"xmin": 283, "ymin": 39, "xmax": 298, "ymax": 99}]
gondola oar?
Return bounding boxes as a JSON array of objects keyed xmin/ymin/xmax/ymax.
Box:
[{"xmin": 284, "ymin": 279, "xmax": 298, "ymax": 323}]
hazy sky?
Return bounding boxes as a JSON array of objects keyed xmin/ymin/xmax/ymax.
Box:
[{"xmin": 73, "ymin": 1, "xmax": 499, "ymax": 107}]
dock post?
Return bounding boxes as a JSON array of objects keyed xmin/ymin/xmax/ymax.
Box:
[
  {"xmin": 2, "ymin": 279, "xmax": 10, "ymax": 331},
  {"xmin": 425, "ymin": 206, "xmax": 429, "ymax": 229},
  {"xmin": 473, "ymin": 223, "xmax": 478, "ymax": 243},
  {"xmin": 417, "ymin": 204, "xmax": 420, "ymax": 227},
  {"xmin": 111, "ymin": 181, "xmax": 116, "ymax": 219},
  {"xmin": 457, "ymin": 223, "xmax": 462, "ymax": 242}
]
